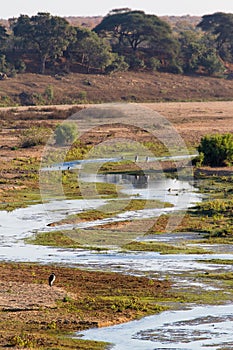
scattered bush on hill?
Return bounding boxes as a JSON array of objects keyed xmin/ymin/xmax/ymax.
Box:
[{"xmin": 19, "ymin": 126, "xmax": 51, "ymax": 148}]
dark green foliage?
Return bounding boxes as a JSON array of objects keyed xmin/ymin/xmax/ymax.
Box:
[
  {"xmin": 198, "ymin": 134, "xmax": 233, "ymax": 166},
  {"xmin": 0, "ymin": 10, "xmax": 230, "ymax": 76},
  {"xmin": 199, "ymin": 49, "xmax": 225, "ymax": 75},
  {"xmin": 12, "ymin": 12, "xmax": 75, "ymax": 74},
  {"xmin": 178, "ymin": 30, "xmax": 224, "ymax": 75},
  {"xmin": 105, "ymin": 54, "xmax": 129, "ymax": 74},
  {"xmin": 197, "ymin": 12, "xmax": 233, "ymax": 63},
  {"xmin": 94, "ymin": 9, "xmax": 179, "ymax": 71},
  {"xmin": 66, "ymin": 27, "xmax": 121, "ymax": 73}
]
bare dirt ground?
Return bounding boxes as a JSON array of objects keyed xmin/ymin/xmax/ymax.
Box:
[
  {"xmin": 2, "ymin": 100, "xmax": 233, "ymax": 153},
  {"xmin": 143, "ymin": 101, "xmax": 233, "ymax": 146}
]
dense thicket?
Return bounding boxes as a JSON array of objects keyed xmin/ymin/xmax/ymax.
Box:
[
  {"xmin": 198, "ymin": 134, "xmax": 233, "ymax": 166},
  {"xmin": 0, "ymin": 10, "xmax": 232, "ymax": 75}
]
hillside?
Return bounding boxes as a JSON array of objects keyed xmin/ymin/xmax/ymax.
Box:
[{"xmin": 0, "ymin": 71, "xmax": 233, "ymax": 107}]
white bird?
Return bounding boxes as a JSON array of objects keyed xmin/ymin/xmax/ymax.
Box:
[{"xmin": 48, "ymin": 272, "xmax": 56, "ymax": 287}]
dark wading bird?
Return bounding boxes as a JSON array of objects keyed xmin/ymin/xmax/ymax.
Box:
[{"xmin": 49, "ymin": 272, "xmax": 56, "ymax": 287}]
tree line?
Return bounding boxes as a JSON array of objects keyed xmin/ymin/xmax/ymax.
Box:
[{"xmin": 0, "ymin": 9, "xmax": 232, "ymax": 76}]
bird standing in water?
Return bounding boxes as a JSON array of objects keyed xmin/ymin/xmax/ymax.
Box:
[{"xmin": 48, "ymin": 273, "xmax": 56, "ymax": 287}]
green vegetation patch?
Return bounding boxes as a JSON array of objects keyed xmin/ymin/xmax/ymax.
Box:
[
  {"xmin": 123, "ymin": 241, "xmax": 211, "ymax": 254},
  {"xmin": 26, "ymin": 231, "xmax": 81, "ymax": 248},
  {"xmin": 198, "ymin": 259, "xmax": 233, "ymax": 265}
]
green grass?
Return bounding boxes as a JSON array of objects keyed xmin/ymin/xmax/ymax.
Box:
[
  {"xmin": 7, "ymin": 331, "xmax": 108, "ymax": 350},
  {"xmin": 197, "ymin": 259, "xmax": 233, "ymax": 265},
  {"xmin": 26, "ymin": 231, "xmax": 81, "ymax": 248},
  {"xmin": 123, "ymin": 241, "xmax": 212, "ymax": 254}
]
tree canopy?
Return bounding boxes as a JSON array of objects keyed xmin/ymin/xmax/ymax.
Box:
[
  {"xmin": 94, "ymin": 9, "xmax": 179, "ymax": 70},
  {"xmin": 0, "ymin": 10, "xmax": 231, "ymax": 76},
  {"xmin": 12, "ymin": 12, "xmax": 75, "ymax": 73},
  {"xmin": 198, "ymin": 12, "xmax": 233, "ymax": 62}
]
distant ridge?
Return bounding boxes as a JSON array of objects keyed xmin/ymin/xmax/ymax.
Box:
[
  {"xmin": 0, "ymin": 15, "xmax": 202, "ymax": 29},
  {"xmin": 64, "ymin": 15, "xmax": 202, "ymax": 29}
]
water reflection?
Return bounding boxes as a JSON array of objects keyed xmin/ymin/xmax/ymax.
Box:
[
  {"xmin": 80, "ymin": 173, "xmax": 202, "ymax": 208},
  {"xmin": 133, "ymin": 175, "xmax": 148, "ymax": 188},
  {"xmin": 98, "ymin": 173, "xmax": 149, "ymax": 188}
]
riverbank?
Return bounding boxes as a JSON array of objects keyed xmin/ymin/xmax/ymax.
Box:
[{"xmin": 0, "ymin": 262, "xmax": 170, "ymax": 349}]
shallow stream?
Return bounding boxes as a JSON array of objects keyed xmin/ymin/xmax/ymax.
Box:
[{"xmin": 1, "ymin": 174, "xmax": 233, "ymax": 349}]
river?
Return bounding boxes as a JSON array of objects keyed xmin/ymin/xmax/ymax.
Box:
[{"xmin": 1, "ymin": 174, "xmax": 233, "ymax": 349}]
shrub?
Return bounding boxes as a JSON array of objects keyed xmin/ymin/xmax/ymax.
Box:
[
  {"xmin": 197, "ymin": 133, "xmax": 233, "ymax": 166},
  {"xmin": 19, "ymin": 91, "xmax": 46, "ymax": 106},
  {"xmin": 77, "ymin": 90, "xmax": 87, "ymax": 101},
  {"xmin": 126, "ymin": 55, "xmax": 146, "ymax": 70},
  {"xmin": 20, "ymin": 126, "xmax": 51, "ymax": 148},
  {"xmin": 44, "ymin": 84, "xmax": 54, "ymax": 101},
  {"xmin": 105, "ymin": 55, "xmax": 129, "ymax": 74},
  {"xmin": 8, "ymin": 333, "xmax": 35, "ymax": 348},
  {"xmin": 148, "ymin": 57, "xmax": 161, "ymax": 71},
  {"xmin": 54, "ymin": 122, "xmax": 78, "ymax": 145},
  {"xmin": 200, "ymin": 50, "xmax": 225, "ymax": 76}
]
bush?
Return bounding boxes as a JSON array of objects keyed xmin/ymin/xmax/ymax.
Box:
[
  {"xmin": 126, "ymin": 56, "xmax": 146, "ymax": 70},
  {"xmin": 197, "ymin": 133, "xmax": 233, "ymax": 166},
  {"xmin": 19, "ymin": 126, "xmax": 51, "ymax": 148},
  {"xmin": 105, "ymin": 55, "xmax": 129, "ymax": 74},
  {"xmin": 19, "ymin": 91, "xmax": 46, "ymax": 106},
  {"xmin": 44, "ymin": 84, "xmax": 54, "ymax": 101},
  {"xmin": 200, "ymin": 50, "xmax": 225, "ymax": 76},
  {"xmin": 147, "ymin": 57, "xmax": 161, "ymax": 71},
  {"xmin": 54, "ymin": 122, "xmax": 78, "ymax": 145}
]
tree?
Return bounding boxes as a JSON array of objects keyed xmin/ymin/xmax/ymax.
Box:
[
  {"xmin": 94, "ymin": 9, "xmax": 180, "ymax": 71},
  {"xmin": 197, "ymin": 12, "xmax": 233, "ymax": 63},
  {"xmin": 148, "ymin": 35, "xmax": 181, "ymax": 71},
  {"xmin": 68, "ymin": 28, "xmax": 115, "ymax": 73},
  {"xmin": 12, "ymin": 12, "xmax": 75, "ymax": 74},
  {"xmin": 178, "ymin": 31, "xmax": 202, "ymax": 73},
  {"xmin": 178, "ymin": 30, "xmax": 224, "ymax": 75},
  {"xmin": 0, "ymin": 25, "xmax": 8, "ymax": 50},
  {"xmin": 94, "ymin": 10, "xmax": 174, "ymax": 52},
  {"xmin": 199, "ymin": 49, "xmax": 225, "ymax": 75}
]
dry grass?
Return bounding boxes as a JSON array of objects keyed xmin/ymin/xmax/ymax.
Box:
[{"xmin": 0, "ymin": 71, "xmax": 233, "ymax": 105}]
